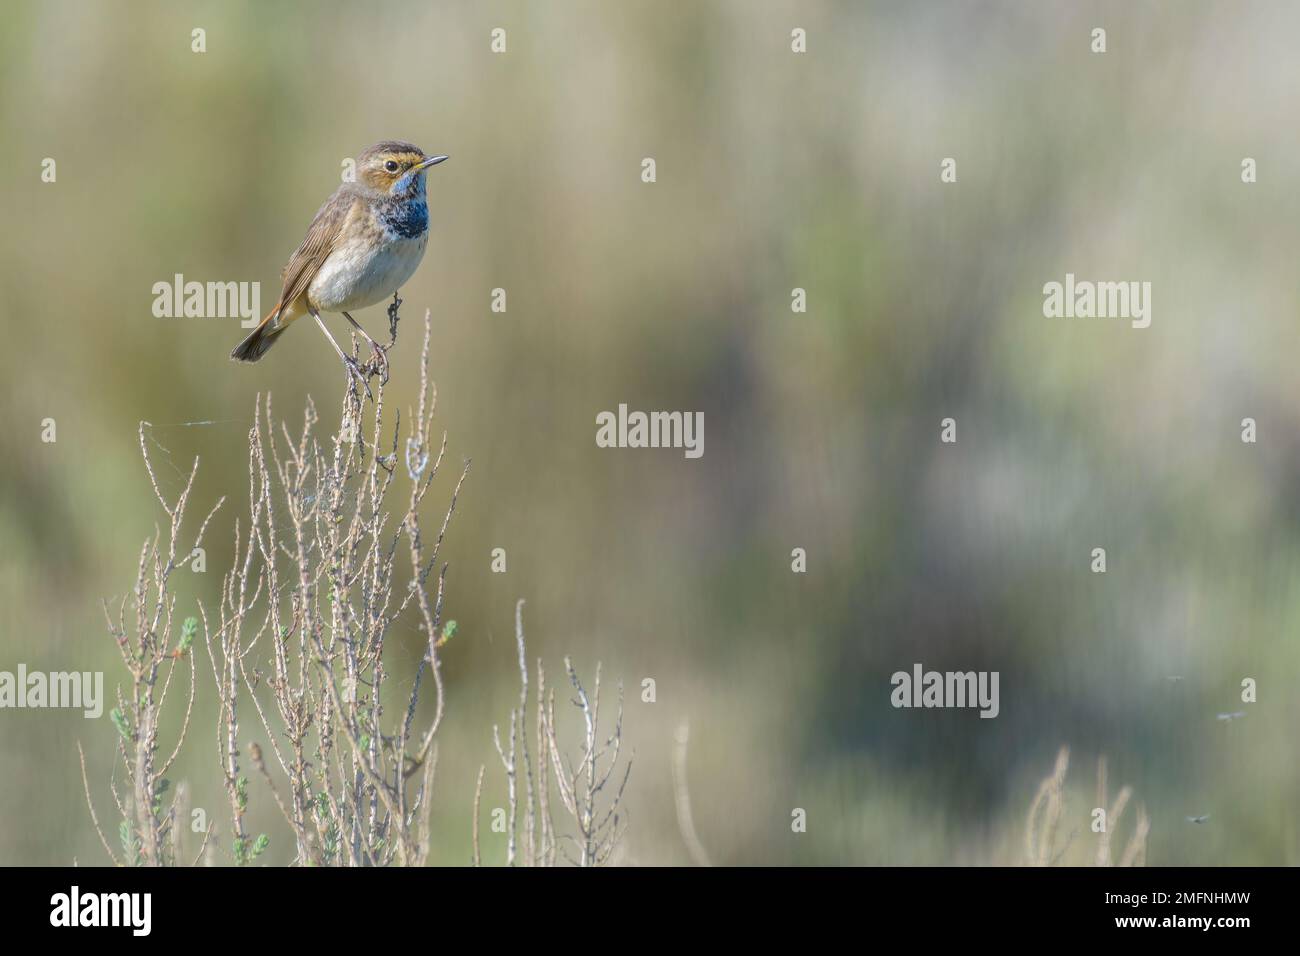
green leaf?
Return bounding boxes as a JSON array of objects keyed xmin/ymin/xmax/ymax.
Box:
[
  {"xmin": 178, "ymin": 616, "xmax": 198, "ymax": 653},
  {"xmin": 441, "ymin": 620, "xmax": 458, "ymax": 643}
]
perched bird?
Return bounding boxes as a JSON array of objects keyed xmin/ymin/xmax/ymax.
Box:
[{"xmin": 231, "ymin": 141, "xmax": 448, "ymax": 392}]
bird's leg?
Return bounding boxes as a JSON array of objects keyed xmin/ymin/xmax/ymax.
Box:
[
  {"xmin": 313, "ymin": 309, "xmax": 372, "ymax": 401},
  {"xmin": 342, "ymin": 311, "xmax": 389, "ymax": 384}
]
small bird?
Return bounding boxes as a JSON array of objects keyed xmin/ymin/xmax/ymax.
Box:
[
  {"xmin": 1185, "ymin": 814, "xmax": 1211, "ymax": 824},
  {"xmin": 231, "ymin": 141, "xmax": 448, "ymax": 392},
  {"xmin": 1216, "ymin": 711, "xmax": 1247, "ymax": 722}
]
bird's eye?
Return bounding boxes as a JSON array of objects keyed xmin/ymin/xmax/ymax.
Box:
[{"xmin": 385, "ymin": 160, "xmax": 400, "ymax": 172}]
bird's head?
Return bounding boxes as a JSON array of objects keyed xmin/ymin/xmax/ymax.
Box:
[{"xmin": 357, "ymin": 141, "xmax": 448, "ymax": 196}]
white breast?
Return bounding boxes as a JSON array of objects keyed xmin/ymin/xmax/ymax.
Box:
[{"xmin": 308, "ymin": 232, "xmax": 429, "ymax": 312}]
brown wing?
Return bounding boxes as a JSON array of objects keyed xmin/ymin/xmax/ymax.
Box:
[{"xmin": 275, "ymin": 187, "xmax": 357, "ymax": 313}]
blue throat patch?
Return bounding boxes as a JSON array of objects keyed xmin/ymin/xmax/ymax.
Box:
[{"xmin": 377, "ymin": 196, "xmax": 428, "ymax": 240}]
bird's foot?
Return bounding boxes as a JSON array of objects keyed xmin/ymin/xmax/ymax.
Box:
[
  {"xmin": 343, "ymin": 355, "xmax": 374, "ymax": 402},
  {"xmin": 369, "ymin": 342, "xmax": 390, "ymax": 386}
]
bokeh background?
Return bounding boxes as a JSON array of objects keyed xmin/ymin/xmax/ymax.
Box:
[{"xmin": 2, "ymin": 0, "xmax": 1298, "ymax": 865}]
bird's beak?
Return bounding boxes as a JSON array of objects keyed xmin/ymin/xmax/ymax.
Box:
[{"xmin": 414, "ymin": 154, "xmax": 449, "ymax": 172}]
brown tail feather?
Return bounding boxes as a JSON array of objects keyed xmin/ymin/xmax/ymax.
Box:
[{"xmin": 231, "ymin": 304, "xmax": 290, "ymax": 363}]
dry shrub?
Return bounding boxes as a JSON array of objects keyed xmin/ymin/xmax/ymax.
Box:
[
  {"xmin": 84, "ymin": 304, "xmax": 633, "ymax": 867},
  {"xmin": 475, "ymin": 599, "xmax": 632, "ymax": 866},
  {"xmin": 85, "ymin": 305, "xmax": 473, "ymax": 865}
]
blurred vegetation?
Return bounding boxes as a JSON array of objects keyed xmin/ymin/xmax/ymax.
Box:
[{"xmin": 2, "ymin": 0, "xmax": 1299, "ymax": 864}]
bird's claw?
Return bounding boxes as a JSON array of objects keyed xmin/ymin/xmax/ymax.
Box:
[
  {"xmin": 371, "ymin": 343, "xmax": 390, "ymax": 386},
  {"xmin": 343, "ymin": 355, "xmax": 373, "ymax": 402}
]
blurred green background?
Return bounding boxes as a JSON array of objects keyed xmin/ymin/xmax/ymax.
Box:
[{"xmin": 2, "ymin": 0, "xmax": 1298, "ymax": 865}]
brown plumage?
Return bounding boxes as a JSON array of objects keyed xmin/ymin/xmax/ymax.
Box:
[{"xmin": 231, "ymin": 190, "xmax": 356, "ymax": 361}]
